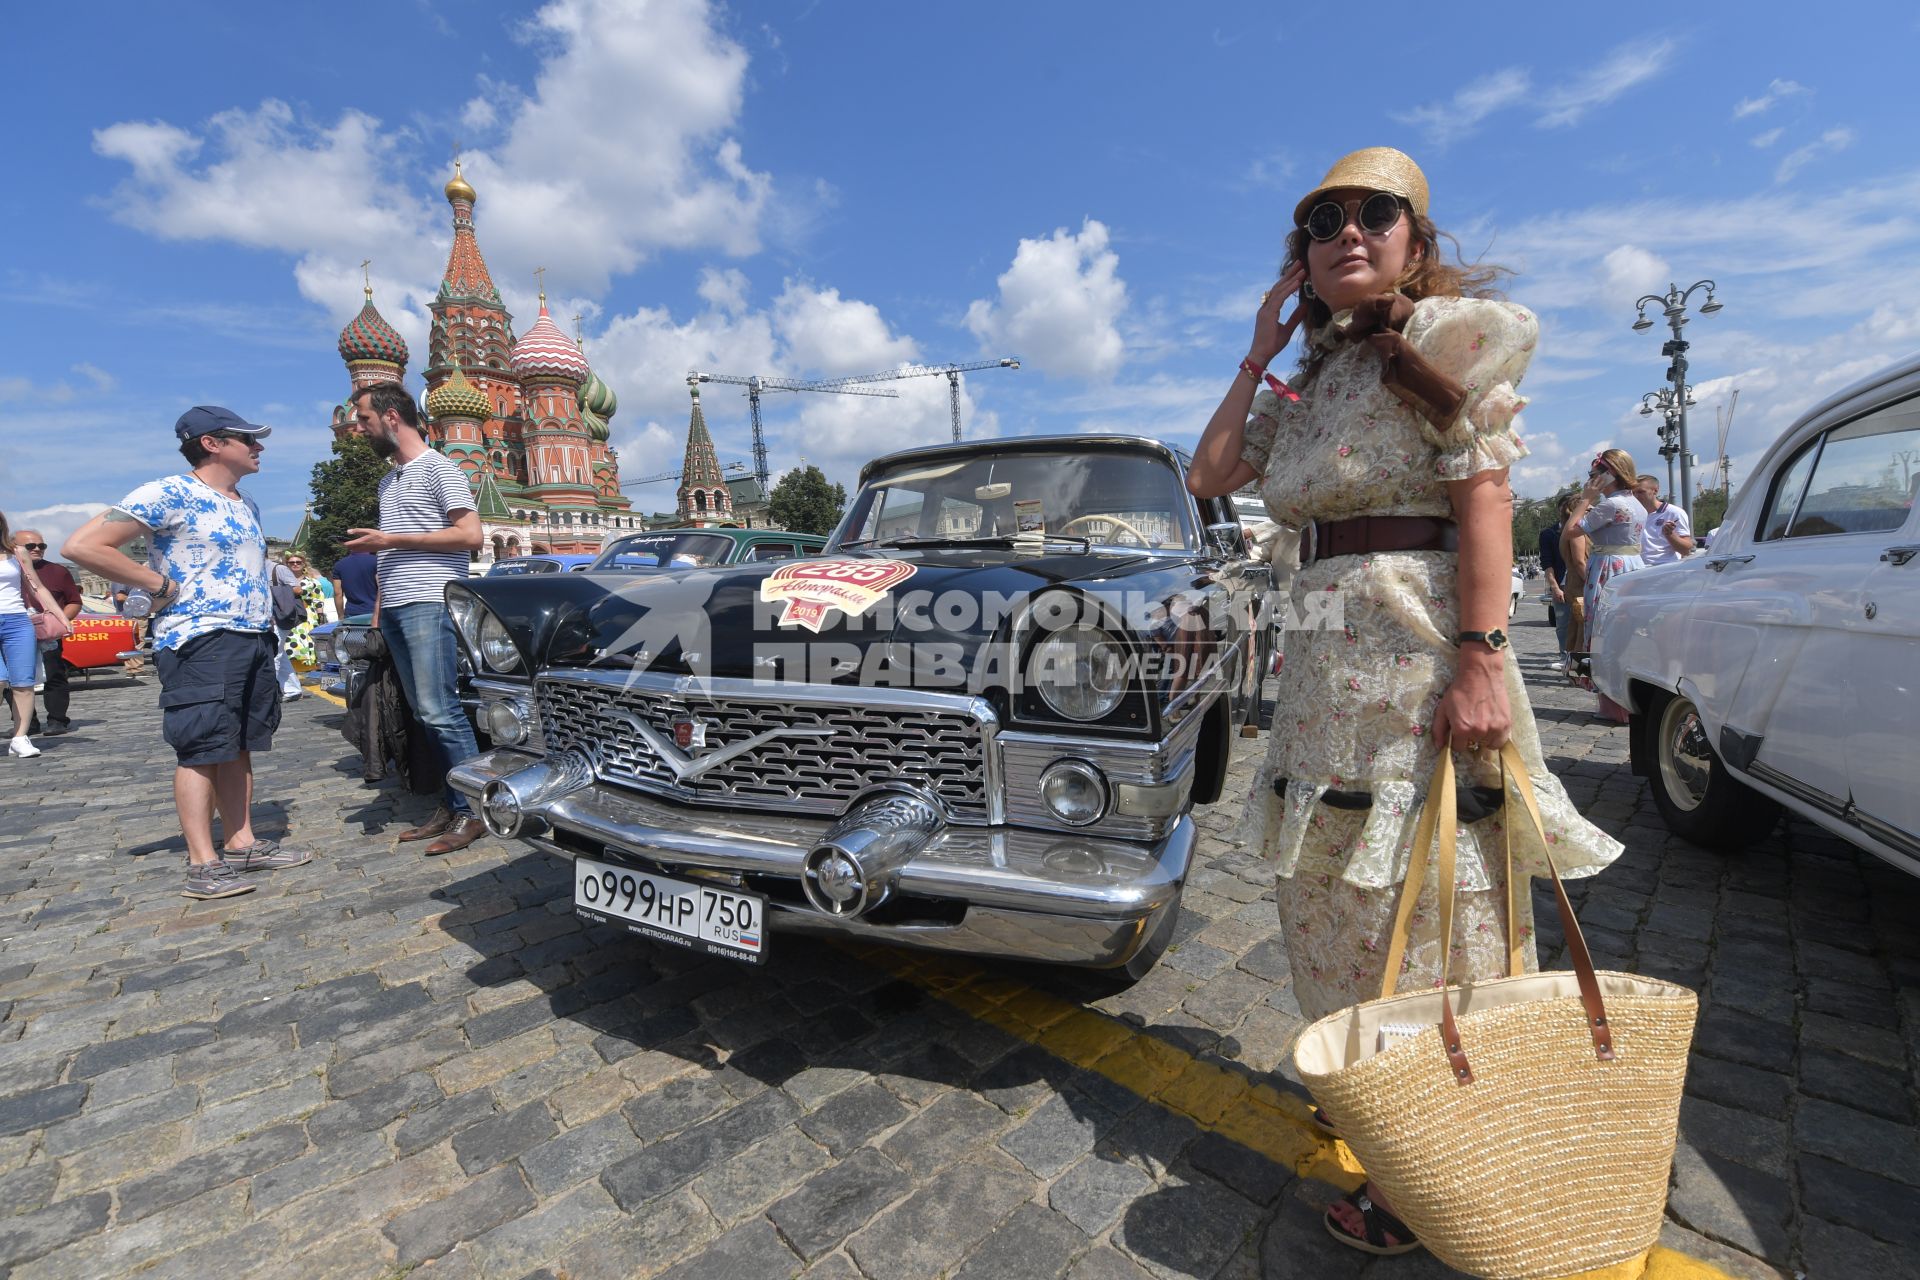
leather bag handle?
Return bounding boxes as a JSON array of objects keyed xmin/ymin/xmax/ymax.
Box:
[{"xmin": 1378, "ymin": 744, "xmax": 1616, "ymax": 1086}]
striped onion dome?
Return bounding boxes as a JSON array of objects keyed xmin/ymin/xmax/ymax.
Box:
[
  {"xmin": 578, "ymin": 368, "xmax": 616, "ymax": 441},
  {"xmin": 337, "ymin": 296, "xmax": 409, "ymax": 366},
  {"xmin": 426, "ymin": 364, "xmax": 492, "ymax": 421},
  {"xmin": 509, "ymin": 300, "xmax": 589, "ymax": 383}
]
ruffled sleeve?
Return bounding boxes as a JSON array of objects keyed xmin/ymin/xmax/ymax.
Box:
[
  {"xmin": 1239, "ymin": 385, "xmax": 1305, "ymax": 475},
  {"xmin": 1403, "ymin": 297, "xmax": 1537, "ymax": 481}
]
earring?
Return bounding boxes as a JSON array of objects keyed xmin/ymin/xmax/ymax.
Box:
[{"xmin": 1301, "ymin": 281, "xmax": 1317, "ymax": 300}]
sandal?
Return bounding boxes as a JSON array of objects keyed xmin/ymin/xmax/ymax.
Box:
[
  {"xmin": 1325, "ymin": 1186, "xmax": 1422, "ymax": 1257},
  {"xmin": 1310, "ymin": 1107, "xmax": 1340, "ymax": 1137}
]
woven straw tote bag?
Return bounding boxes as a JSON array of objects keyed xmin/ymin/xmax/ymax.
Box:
[{"xmin": 1293, "ymin": 744, "xmax": 1697, "ymax": 1279}]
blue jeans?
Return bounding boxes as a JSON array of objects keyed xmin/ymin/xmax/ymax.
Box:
[
  {"xmin": 380, "ymin": 601, "xmax": 480, "ymax": 814},
  {"xmin": 0, "ymin": 613, "xmax": 34, "ymax": 689},
  {"xmin": 1552, "ymin": 596, "xmax": 1570, "ymax": 660}
]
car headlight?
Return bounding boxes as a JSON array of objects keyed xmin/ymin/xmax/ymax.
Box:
[
  {"xmin": 1040, "ymin": 759, "xmax": 1109, "ymax": 826},
  {"xmin": 484, "ymin": 698, "xmax": 532, "ymax": 745},
  {"xmin": 478, "ymin": 612, "xmax": 523, "ymax": 674},
  {"xmin": 1026, "ymin": 624, "xmax": 1128, "ymax": 722}
]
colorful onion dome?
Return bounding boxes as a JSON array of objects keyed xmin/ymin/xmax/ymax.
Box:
[
  {"xmin": 509, "ymin": 299, "xmax": 589, "ymax": 383},
  {"xmin": 445, "ymin": 161, "xmax": 476, "ymax": 205},
  {"xmin": 337, "ymin": 294, "xmax": 409, "ymax": 366},
  {"xmin": 578, "ymin": 368, "xmax": 617, "ymax": 442},
  {"xmin": 426, "ymin": 364, "xmax": 492, "ymax": 420}
]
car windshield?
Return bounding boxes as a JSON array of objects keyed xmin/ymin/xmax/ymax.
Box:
[
  {"xmin": 592, "ymin": 533, "xmax": 736, "ymax": 571},
  {"xmin": 487, "ymin": 558, "xmax": 563, "ymax": 576},
  {"xmin": 836, "ymin": 448, "xmax": 1197, "ymax": 551}
]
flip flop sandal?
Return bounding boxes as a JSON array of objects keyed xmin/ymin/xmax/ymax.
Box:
[
  {"xmin": 1309, "ymin": 1107, "xmax": 1340, "ymax": 1137},
  {"xmin": 1325, "ymin": 1187, "xmax": 1423, "ymax": 1257}
]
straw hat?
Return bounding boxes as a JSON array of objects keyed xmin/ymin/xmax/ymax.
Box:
[{"xmin": 1293, "ymin": 147, "xmax": 1430, "ymax": 227}]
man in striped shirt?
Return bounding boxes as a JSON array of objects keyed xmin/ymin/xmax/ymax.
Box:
[{"xmin": 342, "ymin": 384, "xmax": 487, "ymax": 854}]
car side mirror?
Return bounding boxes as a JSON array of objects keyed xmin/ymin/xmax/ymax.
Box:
[{"xmin": 1205, "ymin": 521, "xmax": 1249, "ymax": 561}]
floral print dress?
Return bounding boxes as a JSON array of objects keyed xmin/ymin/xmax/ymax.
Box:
[
  {"xmin": 1237, "ymin": 295, "xmax": 1624, "ymax": 1022},
  {"xmin": 1578, "ymin": 493, "xmax": 1646, "ymax": 644},
  {"xmin": 287, "ymin": 575, "xmax": 327, "ymax": 665}
]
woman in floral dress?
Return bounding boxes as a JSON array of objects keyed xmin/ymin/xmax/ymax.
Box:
[
  {"xmin": 1188, "ymin": 147, "xmax": 1623, "ymax": 1257},
  {"xmin": 1565, "ymin": 449, "xmax": 1645, "ymax": 723}
]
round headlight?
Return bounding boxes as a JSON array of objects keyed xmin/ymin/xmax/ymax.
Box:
[
  {"xmin": 478, "ymin": 613, "xmax": 522, "ymax": 674},
  {"xmin": 1040, "ymin": 759, "xmax": 1109, "ymax": 826},
  {"xmin": 484, "ymin": 699, "xmax": 530, "ymax": 745},
  {"xmin": 1027, "ymin": 624, "xmax": 1128, "ymax": 721}
]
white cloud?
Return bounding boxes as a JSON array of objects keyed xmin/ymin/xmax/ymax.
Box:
[
  {"xmin": 1239, "ymin": 154, "xmax": 1295, "ymax": 190},
  {"xmin": 1733, "ymin": 78, "xmax": 1808, "ymax": 119},
  {"xmin": 92, "ymin": 0, "xmax": 773, "ymax": 339},
  {"xmin": 70, "ymin": 363, "xmax": 116, "ymax": 393},
  {"xmin": 1537, "ymin": 37, "xmax": 1676, "ymax": 128},
  {"xmin": 1597, "ymin": 245, "xmax": 1672, "ymax": 309},
  {"xmin": 1749, "ymin": 127, "xmax": 1785, "ymax": 149},
  {"xmin": 696, "ymin": 267, "xmax": 751, "ymax": 316},
  {"xmin": 1394, "ymin": 39, "xmax": 1674, "ymax": 146},
  {"xmin": 1393, "ymin": 67, "xmax": 1532, "ymax": 147},
  {"xmin": 11, "ymin": 504, "xmax": 110, "ymax": 564},
  {"xmin": 772, "ymin": 282, "xmax": 919, "ymax": 376},
  {"xmin": 1775, "ymin": 127, "xmax": 1855, "ymax": 185},
  {"xmin": 965, "ymin": 219, "xmax": 1128, "ymax": 381}
]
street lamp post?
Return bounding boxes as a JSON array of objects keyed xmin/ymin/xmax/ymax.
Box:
[
  {"xmin": 1638, "ymin": 386, "xmax": 1695, "ymax": 499},
  {"xmin": 1632, "ymin": 281, "xmax": 1722, "ymax": 515}
]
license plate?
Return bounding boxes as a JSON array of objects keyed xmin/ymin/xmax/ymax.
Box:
[{"xmin": 573, "ymin": 856, "xmax": 765, "ymax": 964}]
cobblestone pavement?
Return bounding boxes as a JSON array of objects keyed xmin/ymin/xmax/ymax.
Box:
[{"xmin": 2, "ymin": 612, "xmax": 1917, "ymax": 1279}]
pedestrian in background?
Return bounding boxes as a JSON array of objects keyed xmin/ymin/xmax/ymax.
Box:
[
  {"xmin": 63, "ymin": 406, "xmax": 311, "ymax": 899},
  {"xmin": 1633, "ymin": 475, "xmax": 1695, "ymax": 565},
  {"xmin": 342, "ymin": 384, "xmax": 486, "ymax": 855},
  {"xmin": 268, "ymin": 556, "xmax": 306, "ymax": 700},
  {"xmin": 282, "ymin": 552, "xmax": 327, "ymax": 664},
  {"xmin": 1565, "ymin": 449, "xmax": 1644, "ymax": 724},
  {"xmin": 14, "ymin": 530, "xmax": 83, "ymax": 737},
  {"xmin": 1536, "ymin": 496, "xmax": 1571, "ymax": 672},
  {"xmin": 0, "ymin": 516, "xmax": 74, "ymax": 758},
  {"xmin": 330, "ymin": 548, "xmax": 378, "ymax": 618}
]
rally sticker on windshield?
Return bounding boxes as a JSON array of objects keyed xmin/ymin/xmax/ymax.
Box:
[{"xmin": 760, "ymin": 559, "xmax": 918, "ymax": 632}]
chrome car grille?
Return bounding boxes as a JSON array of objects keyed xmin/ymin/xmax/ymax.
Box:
[{"xmin": 536, "ymin": 677, "xmax": 990, "ymax": 822}]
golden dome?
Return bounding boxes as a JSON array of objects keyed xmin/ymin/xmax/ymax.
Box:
[{"xmin": 444, "ymin": 161, "xmax": 476, "ymax": 205}]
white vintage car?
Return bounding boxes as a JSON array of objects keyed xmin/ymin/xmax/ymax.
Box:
[{"xmin": 1592, "ymin": 354, "xmax": 1920, "ymax": 874}]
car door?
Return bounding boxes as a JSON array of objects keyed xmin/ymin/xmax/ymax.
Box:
[
  {"xmin": 1834, "ymin": 398, "xmax": 1920, "ymax": 848},
  {"xmin": 1682, "ymin": 427, "xmax": 1856, "ymax": 808}
]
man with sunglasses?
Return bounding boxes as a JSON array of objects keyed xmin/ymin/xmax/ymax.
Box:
[
  {"xmin": 64, "ymin": 406, "xmax": 311, "ymax": 900},
  {"xmin": 13, "ymin": 530, "xmax": 82, "ymax": 736}
]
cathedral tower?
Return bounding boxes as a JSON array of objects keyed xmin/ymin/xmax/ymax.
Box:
[{"xmin": 675, "ymin": 384, "xmax": 733, "ymax": 526}]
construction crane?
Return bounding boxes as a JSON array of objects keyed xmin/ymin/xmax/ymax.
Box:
[
  {"xmin": 621, "ymin": 461, "xmax": 747, "ymax": 488},
  {"xmin": 813, "ymin": 358, "xmax": 1020, "ymax": 441},
  {"xmin": 687, "ymin": 372, "xmax": 899, "ymax": 489},
  {"xmin": 1713, "ymin": 389, "xmax": 1739, "ymax": 494}
]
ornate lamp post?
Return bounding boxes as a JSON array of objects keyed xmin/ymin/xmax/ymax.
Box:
[
  {"xmin": 1632, "ymin": 281, "xmax": 1722, "ymax": 514},
  {"xmin": 1638, "ymin": 386, "xmax": 1695, "ymax": 499}
]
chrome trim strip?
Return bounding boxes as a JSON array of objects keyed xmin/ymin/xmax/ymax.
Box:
[
  {"xmin": 1855, "ymin": 808, "xmax": 1920, "ymax": 861},
  {"xmin": 541, "ymin": 666, "xmax": 1001, "ymax": 723}
]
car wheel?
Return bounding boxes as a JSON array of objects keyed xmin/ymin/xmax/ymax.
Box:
[{"xmin": 1637, "ymin": 690, "xmax": 1781, "ymax": 849}]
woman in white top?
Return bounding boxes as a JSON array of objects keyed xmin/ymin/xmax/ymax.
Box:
[
  {"xmin": 1564, "ymin": 448, "xmax": 1646, "ymax": 724},
  {"xmin": 0, "ymin": 513, "xmax": 72, "ymax": 757}
]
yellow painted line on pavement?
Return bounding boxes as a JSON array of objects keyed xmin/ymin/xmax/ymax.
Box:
[
  {"xmin": 310, "ymin": 686, "xmax": 346, "ymax": 707},
  {"xmin": 862, "ymin": 946, "xmax": 1736, "ymax": 1280}
]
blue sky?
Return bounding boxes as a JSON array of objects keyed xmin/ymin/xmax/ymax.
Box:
[{"xmin": 5, "ymin": 0, "xmax": 1917, "ymax": 550}]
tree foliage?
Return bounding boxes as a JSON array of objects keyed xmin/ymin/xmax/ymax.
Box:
[
  {"xmin": 1512, "ymin": 484, "xmax": 1580, "ymax": 563},
  {"xmin": 768, "ymin": 465, "xmax": 847, "ymax": 537},
  {"xmin": 302, "ymin": 433, "xmax": 388, "ymax": 574},
  {"xmin": 1690, "ymin": 488, "xmax": 1729, "ymax": 535}
]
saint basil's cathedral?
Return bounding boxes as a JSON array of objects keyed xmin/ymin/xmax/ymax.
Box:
[{"xmin": 327, "ymin": 165, "xmax": 741, "ymax": 561}]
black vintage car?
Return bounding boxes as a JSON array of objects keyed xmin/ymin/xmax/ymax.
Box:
[{"xmin": 443, "ymin": 435, "xmax": 1269, "ymax": 980}]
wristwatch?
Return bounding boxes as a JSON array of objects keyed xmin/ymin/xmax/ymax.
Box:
[{"xmin": 1457, "ymin": 629, "xmax": 1509, "ymax": 651}]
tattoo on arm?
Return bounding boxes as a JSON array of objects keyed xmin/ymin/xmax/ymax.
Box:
[{"xmin": 104, "ymin": 510, "xmax": 142, "ymax": 523}]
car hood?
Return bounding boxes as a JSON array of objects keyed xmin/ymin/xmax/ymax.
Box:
[{"xmin": 463, "ymin": 546, "xmax": 1187, "ymax": 686}]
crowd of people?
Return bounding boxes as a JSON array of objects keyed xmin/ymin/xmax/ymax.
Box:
[{"xmin": 12, "ymin": 384, "xmax": 486, "ymax": 900}]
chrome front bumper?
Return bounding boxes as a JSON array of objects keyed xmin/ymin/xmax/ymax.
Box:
[{"xmin": 447, "ymin": 747, "xmax": 1194, "ymax": 969}]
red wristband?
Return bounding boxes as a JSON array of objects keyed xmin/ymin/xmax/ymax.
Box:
[{"xmin": 1240, "ymin": 358, "xmax": 1300, "ymax": 403}]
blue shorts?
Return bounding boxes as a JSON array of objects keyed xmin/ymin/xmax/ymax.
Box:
[
  {"xmin": 155, "ymin": 629, "xmax": 281, "ymax": 767},
  {"xmin": 0, "ymin": 613, "xmax": 34, "ymax": 689}
]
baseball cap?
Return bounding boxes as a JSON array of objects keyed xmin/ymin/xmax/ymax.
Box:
[{"xmin": 175, "ymin": 405, "xmax": 272, "ymax": 442}]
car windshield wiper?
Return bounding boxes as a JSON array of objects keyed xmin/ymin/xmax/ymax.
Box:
[{"xmin": 863, "ymin": 533, "xmax": 1096, "ymax": 551}]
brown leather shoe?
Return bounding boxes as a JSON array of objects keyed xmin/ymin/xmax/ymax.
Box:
[
  {"xmin": 424, "ymin": 817, "xmax": 487, "ymax": 856},
  {"xmin": 398, "ymin": 806, "xmax": 456, "ymax": 842}
]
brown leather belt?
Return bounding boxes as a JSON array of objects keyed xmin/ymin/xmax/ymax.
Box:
[{"xmin": 1300, "ymin": 516, "xmax": 1457, "ymax": 567}]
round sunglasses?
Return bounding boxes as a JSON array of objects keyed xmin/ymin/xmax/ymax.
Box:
[{"xmin": 1304, "ymin": 191, "xmax": 1405, "ymax": 243}]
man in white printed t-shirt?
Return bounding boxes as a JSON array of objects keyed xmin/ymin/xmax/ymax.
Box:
[
  {"xmin": 1633, "ymin": 474, "xmax": 1696, "ymax": 566},
  {"xmin": 342, "ymin": 384, "xmax": 486, "ymax": 854}
]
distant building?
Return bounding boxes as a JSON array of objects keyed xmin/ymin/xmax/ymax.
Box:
[{"xmin": 328, "ymin": 164, "xmax": 639, "ymax": 564}]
